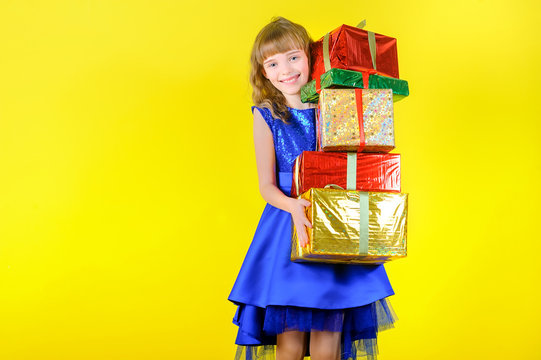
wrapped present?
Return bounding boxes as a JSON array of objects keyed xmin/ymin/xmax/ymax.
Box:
[
  {"xmin": 317, "ymin": 88, "xmax": 394, "ymax": 152},
  {"xmin": 301, "ymin": 68, "xmax": 409, "ymax": 103},
  {"xmin": 291, "ymin": 187, "xmax": 408, "ymax": 265},
  {"xmin": 291, "ymin": 151, "xmax": 401, "ymax": 197},
  {"xmin": 311, "ymin": 22, "xmax": 400, "ymax": 86}
]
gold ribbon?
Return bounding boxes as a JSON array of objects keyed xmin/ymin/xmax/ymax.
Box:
[
  {"xmin": 293, "ymin": 156, "xmax": 301, "ymax": 197},
  {"xmin": 323, "ymin": 184, "xmax": 344, "ymax": 190}
]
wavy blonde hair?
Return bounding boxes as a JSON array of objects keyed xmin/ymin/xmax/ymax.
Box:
[{"xmin": 250, "ymin": 17, "xmax": 312, "ymax": 123}]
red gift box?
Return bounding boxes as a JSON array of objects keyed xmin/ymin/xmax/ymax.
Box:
[
  {"xmin": 311, "ymin": 23, "xmax": 399, "ymax": 89},
  {"xmin": 291, "ymin": 151, "xmax": 401, "ymax": 197}
]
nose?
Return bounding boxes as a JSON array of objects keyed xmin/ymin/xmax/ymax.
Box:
[{"xmin": 279, "ymin": 61, "xmax": 293, "ymax": 75}]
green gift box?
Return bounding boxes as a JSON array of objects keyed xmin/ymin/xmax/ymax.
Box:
[{"xmin": 301, "ymin": 68, "xmax": 409, "ymax": 103}]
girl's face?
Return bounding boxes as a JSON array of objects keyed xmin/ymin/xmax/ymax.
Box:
[{"xmin": 262, "ymin": 49, "xmax": 309, "ymax": 99}]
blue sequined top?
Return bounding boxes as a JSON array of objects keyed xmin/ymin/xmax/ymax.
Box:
[{"xmin": 252, "ymin": 106, "xmax": 316, "ymax": 173}]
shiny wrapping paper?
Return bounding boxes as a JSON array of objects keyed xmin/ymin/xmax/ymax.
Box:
[
  {"xmin": 291, "ymin": 188, "xmax": 408, "ymax": 265},
  {"xmin": 317, "ymin": 88, "xmax": 394, "ymax": 152},
  {"xmin": 311, "ymin": 24, "xmax": 400, "ymax": 83},
  {"xmin": 301, "ymin": 68, "xmax": 409, "ymax": 104},
  {"xmin": 291, "ymin": 151, "xmax": 401, "ymax": 198}
]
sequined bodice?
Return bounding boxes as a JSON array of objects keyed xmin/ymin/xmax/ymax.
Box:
[{"xmin": 252, "ymin": 106, "xmax": 316, "ymax": 172}]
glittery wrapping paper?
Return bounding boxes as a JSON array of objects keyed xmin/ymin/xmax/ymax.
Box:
[
  {"xmin": 301, "ymin": 68, "xmax": 409, "ymax": 104},
  {"xmin": 291, "ymin": 151, "xmax": 401, "ymax": 197},
  {"xmin": 310, "ymin": 24, "xmax": 400, "ymax": 84},
  {"xmin": 318, "ymin": 88, "xmax": 394, "ymax": 152},
  {"xmin": 291, "ymin": 188, "xmax": 408, "ymax": 265}
]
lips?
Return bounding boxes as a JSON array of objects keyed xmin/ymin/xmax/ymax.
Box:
[{"xmin": 280, "ymin": 74, "xmax": 300, "ymax": 84}]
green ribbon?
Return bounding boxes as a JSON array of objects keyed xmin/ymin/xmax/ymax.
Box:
[
  {"xmin": 323, "ymin": 182, "xmax": 369, "ymax": 255},
  {"xmin": 358, "ymin": 192, "xmax": 369, "ymax": 255},
  {"xmin": 347, "ymin": 153, "xmax": 357, "ymax": 190},
  {"xmin": 357, "ymin": 19, "xmax": 376, "ymax": 70},
  {"xmin": 323, "ymin": 32, "xmax": 331, "ymax": 72},
  {"xmin": 367, "ymin": 31, "xmax": 376, "ymax": 70}
]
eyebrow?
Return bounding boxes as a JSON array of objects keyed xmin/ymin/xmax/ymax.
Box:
[
  {"xmin": 263, "ymin": 50, "xmax": 303, "ymax": 65},
  {"xmin": 285, "ymin": 49, "xmax": 302, "ymax": 55}
]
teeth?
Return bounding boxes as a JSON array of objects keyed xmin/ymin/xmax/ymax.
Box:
[{"xmin": 281, "ymin": 75, "xmax": 298, "ymax": 83}]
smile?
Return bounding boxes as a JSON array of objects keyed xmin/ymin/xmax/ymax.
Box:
[{"xmin": 280, "ymin": 74, "xmax": 300, "ymax": 84}]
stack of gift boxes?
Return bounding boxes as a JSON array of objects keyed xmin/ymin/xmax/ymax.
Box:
[{"xmin": 290, "ymin": 21, "xmax": 409, "ymax": 265}]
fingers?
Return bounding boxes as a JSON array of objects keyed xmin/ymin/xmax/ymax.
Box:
[
  {"xmin": 296, "ymin": 224, "xmax": 311, "ymax": 248},
  {"xmin": 298, "ymin": 232, "xmax": 308, "ymax": 247},
  {"xmin": 292, "ymin": 214, "xmax": 312, "ymax": 248},
  {"xmin": 292, "ymin": 200, "xmax": 312, "ymax": 248},
  {"xmin": 294, "ymin": 203, "xmax": 312, "ymax": 228},
  {"xmin": 296, "ymin": 212, "xmax": 312, "ymax": 229},
  {"xmin": 300, "ymin": 199, "xmax": 311, "ymax": 208}
]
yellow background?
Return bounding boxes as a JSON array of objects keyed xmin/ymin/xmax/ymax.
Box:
[{"xmin": 1, "ymin": 1, "xmax": 540, "ymax": 359}]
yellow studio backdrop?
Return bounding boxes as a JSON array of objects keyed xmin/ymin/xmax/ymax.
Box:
[{"xmin": 0, "ymin": 0, "xmax": 539, "ymax": 359}]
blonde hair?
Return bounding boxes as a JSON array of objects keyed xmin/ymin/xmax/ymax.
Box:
[{"xmin": 250, "ymin": 17, "xmax": 312, "ymax": 123}]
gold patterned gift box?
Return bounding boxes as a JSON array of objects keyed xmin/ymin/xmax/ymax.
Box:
[
  {"xmin": 317, "ymin": 88, "xmax": 394, "ymax": 152},
  {"xmin": 291, "ymin": 187, "xmax": 408, "ymax": 265}
]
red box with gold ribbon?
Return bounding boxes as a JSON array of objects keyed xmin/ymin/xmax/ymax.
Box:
[
  {"xmin": 317, "ymin": 88, "xmax": 394, "ymax": 152},
  {"xmin": 291, "ymin": 151, "xmax": 400, "ymax": 198},
  {"xmin": 310, "ymin": 22, "xmax": 400, "ymax": 92}
]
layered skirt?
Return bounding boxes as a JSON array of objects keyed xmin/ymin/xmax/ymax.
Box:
[{"xmin": 228, "ymin": 172, "xmax": 397, "ymax": 360}]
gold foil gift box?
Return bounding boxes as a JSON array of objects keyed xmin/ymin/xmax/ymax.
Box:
[
  {"xmin": 291, "ymin": 187, "xmax": 408, "ymax": 265},
  {"xmin": 317, "ymin": 88, "xmax": 394, "ymax": 152}
]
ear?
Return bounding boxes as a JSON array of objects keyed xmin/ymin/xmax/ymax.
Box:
[{"xmin": 262, "ymin": 68, "xmax": 268, "ymax": 79}]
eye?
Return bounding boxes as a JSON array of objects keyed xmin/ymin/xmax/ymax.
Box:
[
  {"xmin": 266, "ymin": 62, "xmax": 277, "ymax": 68},
  {"xmin": 290, "ymin": 56, "xmax": 299, "ymax": 61}
]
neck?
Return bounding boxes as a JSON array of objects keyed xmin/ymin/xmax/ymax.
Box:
[{"xmin": 284, "ymin": 93, "xmax": 311, "ymax": 110}]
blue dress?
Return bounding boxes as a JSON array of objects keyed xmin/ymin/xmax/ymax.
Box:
[{"xmin": 228, "ymin": 106, "xmax": 397, "ymax": 360}]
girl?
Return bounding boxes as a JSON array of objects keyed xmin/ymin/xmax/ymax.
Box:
[{"xmin": 228, "ymin": 17, "xmax": 397, "ymax": 360}]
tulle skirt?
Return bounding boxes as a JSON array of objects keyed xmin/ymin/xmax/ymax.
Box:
[{"xmin": 233, "ymin": 297, "xmax": 397, "ymax": 360}]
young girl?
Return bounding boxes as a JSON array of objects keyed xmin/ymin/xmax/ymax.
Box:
[{"xmin": 228, "ymin": 17, "xmax": 397, "ymax": 360}]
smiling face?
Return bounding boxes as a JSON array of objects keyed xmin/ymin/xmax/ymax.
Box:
[{"xmin": 262, "ymin": 49, "xmax": 310, "ymax": 102}]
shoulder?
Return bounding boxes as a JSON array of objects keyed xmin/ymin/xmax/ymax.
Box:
[
  {"xmin": 252, "ymin": 106, "xmax": 273, "ymax": 120},
  {"xmin": 251, "ymin": 106, "xmax": 275, "ymax": 129}
]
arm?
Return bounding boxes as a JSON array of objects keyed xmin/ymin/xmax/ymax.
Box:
[{"xmin": 253, "ymin": 108, "xmax": 312, "ymax": 246}]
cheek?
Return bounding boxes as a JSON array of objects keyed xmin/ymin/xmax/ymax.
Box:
[
  {"xmin": 299, "ymin": 57, "xmax": 310, "ymax": 75},
  {"xmin": 300, "ymin": 63, "xmax": 309, "ymax": 78},
  {"xmin": 264, "ymin": 67, "xmax": 277, "ymax": 81},
  {"xmin": 261, "ymin": 65, "xmax": 271, "ymax": 79}
]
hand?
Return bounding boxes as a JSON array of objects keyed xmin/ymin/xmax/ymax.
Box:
[{"xmin": 288, "ymin": 198, "xmax": 312, "ymax": 248}]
